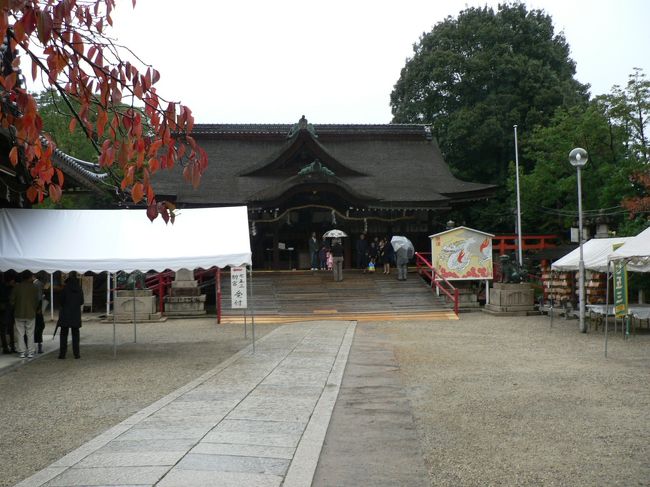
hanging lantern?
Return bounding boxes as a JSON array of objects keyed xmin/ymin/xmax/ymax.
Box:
[
  {"xmin": 251, "ymin": 221, "xmax": 257, "ymax": 236},
  {"xmin": 331, "ymin": 210, "xmax": 337, "ymax": 225},
  {"xmin": 363, "ymin": 218, "xmax": 368, "ymax": 233}
]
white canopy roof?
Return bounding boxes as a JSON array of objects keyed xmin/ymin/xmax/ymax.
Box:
[
  {"xmin": 608, "ymin": 226, "xmax": 650, "ymax": 272},
  {"xmin": 0, "ymin": 206, "xmax": 251, "ymax": 273},
  {"xmin": 551, "ymin": 237, "xmax": 633, "ymax": 272}
]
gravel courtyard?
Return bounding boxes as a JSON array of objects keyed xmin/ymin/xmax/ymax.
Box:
[
  {"xmin": 1, "ymin": 313, "xmax": 648, "ymax": 486},
  {"xmin": 387, "ymin": 314, "xmax": 650, "ymax": 486}
]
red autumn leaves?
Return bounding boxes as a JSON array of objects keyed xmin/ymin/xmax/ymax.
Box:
[{"xmin": 0, "ymin": 1, "xmax": 207, "ymax": 221}]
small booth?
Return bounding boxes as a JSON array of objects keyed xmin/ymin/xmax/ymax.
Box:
[{"xmin": 429, "ymin": 226, "xmax": 494, "ymax": 309}]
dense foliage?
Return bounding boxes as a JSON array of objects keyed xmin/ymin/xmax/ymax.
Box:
[
  {"xmin": 391, "ymin": 3, "xmax": 648, "ymax": 235},
  {"xmin": 391, "ymin": 3, "xmax": 588, "ymax": 186},
  {"xmin": 517, "ymin": 69, "xmax": 649, "ymax": 236},
  {"xmin": 0, "ymin": 0, "xmax": 207, "ymax": 222}
]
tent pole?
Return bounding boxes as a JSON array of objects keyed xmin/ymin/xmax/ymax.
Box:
[
  {"xmin": 605, "ymin": 262, "xmax": 610, "ymax": 358},
  {"xmin": 113, "ymin": 273, "xmax": 117, "ymax": 358},
  {"xmin": 106, "ymin": 272, "xmax": 110, "ymax": 318},
  {"xmin": 50, "ymin": 273, "xmax": 54, "ymax": 321},
  {"xmin": 133, "ymin": 278, "xmax": 137, "ymax": 343},
  {"xmin": 216, "ymin": 267, "xmax": 221, "ymax": 325},
  {"xmin": 250, "ymin": 265, "xmax": 256, "ymax": 353}
]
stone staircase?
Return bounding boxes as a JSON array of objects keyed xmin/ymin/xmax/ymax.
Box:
[{"xmin": 219, "ymin": 269, "xmax": 457, "ymax": 323}]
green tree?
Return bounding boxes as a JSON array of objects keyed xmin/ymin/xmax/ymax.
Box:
[
  {"xmin": 390, "ymin": 3, "xmax": 588, "ymax": 195},
  {"xmin": 519, "ymin": 70, "xmax": 649, "ymax": 237},
  {"xmin": 35, "ymin": 89, "xmax": 96, "ymax": 161}
]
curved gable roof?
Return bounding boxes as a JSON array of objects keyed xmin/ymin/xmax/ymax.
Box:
[{"xmin": 239, "ymin": 128, "xmax": 366, "ymax": 177}]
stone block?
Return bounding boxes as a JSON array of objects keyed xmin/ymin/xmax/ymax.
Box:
[
  {"xmin": 115, "ymin": 290, "xmax": 161, "ymax": 320},
  {"xmin": 171, "ymin": 280, "xmax": 199, "ymax": 288},
  {"xmin": 170, "ymin": 287, "xmax": 201, "ymax": 297},
  {"xmin": 175, "ymin": 268, "xmax": 194, "ymax": 281},
  {"xmin": 484, "ymin": 282, "xmax": 536, "ymax": 316}
]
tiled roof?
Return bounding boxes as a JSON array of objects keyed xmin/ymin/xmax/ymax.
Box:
[{"xmin": 152, "ymin": 122, "xmax": 494, "ymax": 208}]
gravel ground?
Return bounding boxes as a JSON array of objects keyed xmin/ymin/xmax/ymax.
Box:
[
  {"xmin": 382, "ymin": 314, "xmax": 650, "ymax": 487},
  {"xmin": 0, "ymin": 317, "xmax": 277, "ymax": 487},
  {"xmin": 1, "ymin": 314, "xmax": 649, "ymax": 487}
]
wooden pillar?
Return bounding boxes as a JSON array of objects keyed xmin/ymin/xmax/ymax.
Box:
[{"xmin": 272, "ymin": 225, "xmax": 280, "ymax": 270}]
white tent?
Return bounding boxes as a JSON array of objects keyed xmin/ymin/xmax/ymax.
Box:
[
  {"xmin": 551, "ymin": 237, "xmax": 634, "ymax": 272},
  {"xmin": 0, "ymin": 206, "xmax": 251, "ymax": 273},
  {"xmin": 0, "ymin": 206, "xmax": 254, "ymax": 355},
  {"xmin": 608, "ymin": 226, "xmax": 650, "ymax": 272}
]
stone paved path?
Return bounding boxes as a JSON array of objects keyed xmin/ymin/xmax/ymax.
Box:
[{"xmin": 16, "ymin": 321, "xmax": 355, "ymax": 487}]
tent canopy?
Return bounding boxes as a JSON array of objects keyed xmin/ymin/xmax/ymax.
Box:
[
  {"xmin": 551, "ymin": 237, "xmax": 633, "ymax": 272},
  {"xmin": 608, "ymin": 227, "xmax": 650, "ymax": 272},
  {"xmin": 0, "ymin": 206, "xmax": 251, "ymax": 273}
]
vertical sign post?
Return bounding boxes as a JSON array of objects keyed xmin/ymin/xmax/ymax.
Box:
[
  {"xmin": 230, "ymin": 267, "xmax": 248, "ymax": 309},
  {"xmin": 230, "ymin": 266, "xmax": 250, "ymax": 342}
]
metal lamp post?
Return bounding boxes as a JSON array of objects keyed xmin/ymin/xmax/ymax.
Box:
[{"xmin": 569, "ymin": 148, "xmax": 589, "ymax": 333}]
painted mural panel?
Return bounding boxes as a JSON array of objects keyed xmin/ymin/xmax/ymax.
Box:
[{"xmin": 430, "ymin": 227, "xmax": 493, "ymax": 280}]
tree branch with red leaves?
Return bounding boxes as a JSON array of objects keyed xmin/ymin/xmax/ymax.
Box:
[{"xmin": 0, "ymin": 0, "xmax": 207, "ymax": 222}]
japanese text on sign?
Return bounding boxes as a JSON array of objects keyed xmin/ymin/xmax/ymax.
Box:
[{"xmin": 230, "ymin": 267, "xmax": 247, "ymax": 309}]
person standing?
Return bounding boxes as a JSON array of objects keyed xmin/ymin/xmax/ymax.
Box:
[
  {"xmin": 355, "ymin": 233, "xmax": 368, "ymax": 271},
  {"xmin": 33, "ymin": 273, "xmax": 46, "ymax": 354},
  {"xmin": 308, "ymin": 232, "xmax": 320, "ymax": 271},
  {"xmin": 331, "ymin": 238, "xmax": 344, "ymax": 282},
  {"xmin": 384, "ymin": 238, "xmax": 395, "ymax": 275},
  {"xmin": 58, "ymin": 272, "xmax": 85, "ymax": 360},
  {"xmin": 396, "ymin": 246, "xmax": 410, "ymax": 281},
  {"xmin": 0, "ymin": 272, "xmax": 16, "ymax": 354},
  {"xmin": 10, "ymin": 271, "xmax": 40, "ymax": 359}
]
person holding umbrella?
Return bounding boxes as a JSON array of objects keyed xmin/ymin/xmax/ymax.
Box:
[
  {"xmin": 391, "ymin": 236, "xmax": 415, "ymax": 281},
  {"xmin": 322, "ymin": 230, "xmax": 347, "ymax": 281},
  {"xmin": 57, "ymin": 271, "xmax": 85, "ymax": 359},
  {"xmin": 330, "ymin": 238, "xmax": 344, "ymax": 282}
]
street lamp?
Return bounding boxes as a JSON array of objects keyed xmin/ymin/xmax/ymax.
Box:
[{"xmin": 569, "ymin": 148, "xmax": 588, "ymax": 333}]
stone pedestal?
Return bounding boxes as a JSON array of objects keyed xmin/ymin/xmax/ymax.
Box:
[
  {"xmin": 164, "ymin": 269, "xmax": 206, "ymax": 316},
  {"xmin": 484, "ymin": 282, "xmax": 537, "ymax": 316},
  {"xmin": 114, "ymin": 289, "xmax": 163, "ymax": 321}
]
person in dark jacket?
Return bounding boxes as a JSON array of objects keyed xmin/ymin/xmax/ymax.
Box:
[
  {"xmin": 308, "ymin": 232, "xmax": 321, "ymax": 270},
  {"xmin": 33, "ymin": 273, "xmax": 46, "ymax": 354},
  {"xmin": 355, "ymin": 233, "xmax": 368, "ymax": 271},
  {"xmin": 0, "ymin": 272, "xmax": 16, "ymax": 354},
  {"xmin": 58, "ymin": 272, "xmax": 85, "ymax": 359}
]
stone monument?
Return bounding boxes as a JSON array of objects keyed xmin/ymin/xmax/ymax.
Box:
[
  {"xmin": 484, "ymin": 255, "xmax": 537, "ymax": 315},
  {"xmin": 114, "ymin": 288, "xmax": 163, "ymax": 321},
  {"xmin": 164, "ymin": 268, "xmax": 207, "ymax": 316}
]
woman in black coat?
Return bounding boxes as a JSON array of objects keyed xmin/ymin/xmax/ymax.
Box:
[{"xmin": 58, "ymin": 272, "xmax": 84, "ymax": 359}]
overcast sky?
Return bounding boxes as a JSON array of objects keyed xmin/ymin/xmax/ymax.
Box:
[{"xmin": 107, "ymin": 0, "xmax": 649, "ymax": 124}]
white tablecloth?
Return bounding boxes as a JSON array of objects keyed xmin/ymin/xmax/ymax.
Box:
[{"xmin": 587, "ymin": 304, "xmax": 650, "ymax": 319}]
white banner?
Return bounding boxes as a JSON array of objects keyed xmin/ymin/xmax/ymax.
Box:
[{"xmin": 230, "ymin": 266, "xmax": 247, "ymax": 309}]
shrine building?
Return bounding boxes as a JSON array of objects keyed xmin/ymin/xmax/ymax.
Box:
[{"xmin": 151, "ymin": 116, "xmax": 495, "ymax": 270}]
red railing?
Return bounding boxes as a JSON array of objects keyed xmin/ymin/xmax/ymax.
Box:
[
  {"xmin": 492, "ymin": 234, "xmax": 559, "ymax": 255},
  {"xmin": 415, "ymin": 252, "xmax": 459, "ymax": 316},
  {"xmin": 144, "ymin": 270, "xmax": 174, "ymax": 314}
]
